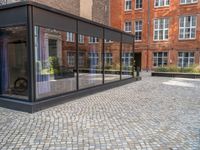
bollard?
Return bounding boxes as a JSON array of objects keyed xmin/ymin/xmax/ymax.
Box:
[{"xmin": 136, "ymin": 66, "xmax": 140, "ymax": 77}]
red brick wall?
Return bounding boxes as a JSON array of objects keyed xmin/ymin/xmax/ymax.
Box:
[{"xmin": 110, "ymin": 0, "xmax": 200, "ymax": 70}]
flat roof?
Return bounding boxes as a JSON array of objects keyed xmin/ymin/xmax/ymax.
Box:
[{"xmin": 0, "ymin": 1, "xmax": 134, "ymax": 37}]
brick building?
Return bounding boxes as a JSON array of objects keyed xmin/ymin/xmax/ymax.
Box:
[
  {"xmin": 1, "ymin": 0, "xmax": 110, "ymax": 25},
  {"xmin": 110, "ymin": 0, "xmax": 200, "ymax": 70}
]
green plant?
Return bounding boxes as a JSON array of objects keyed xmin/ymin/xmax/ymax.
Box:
[
  {"xmin": 154, "ymin": 64, "xmax": 200, "ymax": 74},
  {"xmin": 48, "ymin": 56, "xmax": 59, "ymax": 74}
]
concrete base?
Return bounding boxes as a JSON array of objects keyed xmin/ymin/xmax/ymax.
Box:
[{"xmin": 152, "ymin": 72, "xmax": 200, "ymax": 79}]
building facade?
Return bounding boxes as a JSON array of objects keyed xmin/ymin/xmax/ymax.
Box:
[
  {"xmin": 1, "ymin": 0, "xmax": 110, "ymax": 25},
  {"xmin": 110, "ymin": 0, "xmax": 200, "ymax": 70}
]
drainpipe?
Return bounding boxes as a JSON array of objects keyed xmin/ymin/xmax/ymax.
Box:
[{"xmin": 147, "ymin": 0, "xmax": 151, "ymax": 72}]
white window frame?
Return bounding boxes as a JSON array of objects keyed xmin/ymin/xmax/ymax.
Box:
[
  {"xmin": 178, "ymin": 52, "xmax": 195, "ymax": 67},
  {"xmin": 135, "ymin": 20, "xmax": 142, "ymax": 41},
  {"xmin": 67, "ymin": 52, "xmax": 75, "ymax": 66},
  {"xmin": 154, "ymin": 0, "xmax": 170, "ymax": 7},
  {"xmin": 104, "ymin": 52, "xmax": 113, "ymax": 66},
  {"xmin": 154, "ymin": 18, "xmax": 169, "ymax": 41},
  {"xmin": 78, "ymin": 35, "xmax": 84, "ymax": 43},
  {"xmin": 88, "ymin": 37, "xmax": 99, "ymax": 43},
  {"xmin": 153, "ymin": 52, "xmax": 168, "ymax": 67},
  {"xmin": 135, "ymin": 0, "xmax": 143, "ymax": 10},
  {"xmin": 124, "ymin": 21, "xmax": 132, "ymax": 33},
  {"xmin": 79, "ymin": 52, "xmax": 85, "ymax": 66},
  {"xmin": 180, "ymin": 0, "xmax": 198, "ymax": 4},
  {"xmin": 179, "ymin": 16, "xmax": 197, "ymax": 40},
  {"xmin": 124, "ymin": 0, "xmax": 132, "ymax": 11},
  {"xmin": 66, "ymin": 32, "xmax": 75, "ymax": 42},
  {"xmin": 88, "ymin": 52, "xmax": 99, "ymax": 66},
  {"xmin": 122, "ymin": 52, "xmax": 133, "ymax": 67}
]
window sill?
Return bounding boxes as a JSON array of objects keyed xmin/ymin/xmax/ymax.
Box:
[
  {"xmin": 154, "ymin": 6, "xmax": 170, "ymax": 9},
  {"xmin": 153, "ymin": 40, "xmax": 169, "ymax": 42},
  {"xmin": 180, "ymin": 3, "xmax": 198, "ymax": 6},
  {"xmin": 135, "ymin": 40, "xmax": 142, "ymax": 42},
  {"xmin": 124, "ymin": 10, "xmax": 132, "ymax": 12},
  {"xmin": 178, "ymin": 38, "xmax": 196, "ymax": 41}
]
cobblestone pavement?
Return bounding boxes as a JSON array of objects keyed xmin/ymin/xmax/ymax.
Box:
[{"xmin": 0, "ymin": 72, "xmax": 200, "ymax": 150}]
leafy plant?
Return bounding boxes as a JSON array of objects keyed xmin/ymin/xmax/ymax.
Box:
[{"xmin": 154, "ymin": 65, "xmax": 200, "ymax": 73}]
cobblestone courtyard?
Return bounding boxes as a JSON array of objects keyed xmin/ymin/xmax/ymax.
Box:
[{"xmin": 0, "ymin": 73, "xmax": 200, "ymax": 150}]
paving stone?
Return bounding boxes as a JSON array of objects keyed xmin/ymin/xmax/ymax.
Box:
[{"xmin": 0, "ymin": 72, "xmax": 199, "ymax": 149}]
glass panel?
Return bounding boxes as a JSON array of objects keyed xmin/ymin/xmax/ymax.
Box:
[
  {"xmin": 104, "ymin": 40, "xmax": 120, "ymax": 83},
  {"xmin": 35, "ymin": 26, "xmax": 77, "ymax": 99},
  {"xmin": 122, "ymin": 43, "xmax": 133, "ymax": 79},
  {"xmin": 0, "ymin": 26, "xmax": 28, "ymax": 100},
  {"xmin": 79, "ymin": 35, "xmax": 103, "ymax": 89}
]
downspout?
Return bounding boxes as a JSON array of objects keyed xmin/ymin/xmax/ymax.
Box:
[{"xmin": 147, "ymin": 0, "xmax": 151, "ymax": 71}]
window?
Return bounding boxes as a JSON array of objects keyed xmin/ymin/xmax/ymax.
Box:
[
  {"xmin": 178, "ymin": 52, "xmax": 194, "ymax": 67},
  {"xmin": 66, "ymin": 32, "xmax": 74, "ymax": 42},
  {"xmin": 88, "ymin": 52, "xmax": 99, "ymax": 66},
  {"xmin": 89, "ymin": 37, "xmax": 99, "ymax": 43},
  {"xmin": 0, "ymin": 26, "xmax": 28, "ymax": 99},
  {"xmin": 122, "ymin": 53, "xmax": 133, "ymax": 67},
  {"xmin": 180, "ymin": 0, "xmax": 198, "ymax": 4},
  {"xmin": 154, "ymin": 18, "xmax": 169, "ymax": 41},
  {"xmin": 124, "ymin": 21, "xmax": 132, "ymax": 32},
  {"xmin": 153, "ymin": 52, "xmax": 168, "ymax": 67},
  {"xmin": 79, "ymin": 35, "xmax": 84, "ymax": 43},
  {"xmin": 67, "ymin": 52, "xmax": 75, "ymax": 66},
  {"xmin": 125, "ymin": 0, "xmax": 132, "ymax": 11},
  {"xmin": 79, "ymin": 52, "xmax": 85, "ymax": 66},
  {"xmin": 135, "ymin": 0, "xmax": 142, "ymax": 9},
  {"xmin": 179, "ymin": 16, "xmax": 197, "ymax": 40},
  {"xmin": 135, "ymin": 20, "xmax": 142, "ymax": 41},
  {"xmin": 155, "ymin": 0, "xmax": 170, "ymax": 7},
  {"xmin": 105, "ymin": 39, "xmax": 113, "ymax": 43},
  {"xmin": 104, "ymin": 53, "xmax": 113, "ymax": 66}
]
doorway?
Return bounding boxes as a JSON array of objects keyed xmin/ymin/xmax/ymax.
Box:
[{"xmin": 134, "ymin": 52, "xmax": 142, "ymax": 71}]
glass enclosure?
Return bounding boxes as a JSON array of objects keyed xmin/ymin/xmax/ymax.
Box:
[
  {"xmin": 0, "ymin": 3, "xmax": 134, "ymax": 104},
  {"xmin": 34, "ymin": 26, "xmax": 77, "ymax": 99},
  {"xmin": 79, "ymin": 35, "xmax": 103, "ymax": 89},
  {"xmin": 122, "ymin": 43, "xmax": 133, "ymax": 79},
  {"xmin": 0, "ymin": 26, "xmax": 28, "ymax": 100},
  {"xmin": 104, "ymin": 40, "xmax": 121, "ymax": 83}
]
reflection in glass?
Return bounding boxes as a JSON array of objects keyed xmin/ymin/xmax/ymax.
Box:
[
  {"xmin": 0, "ymin": 26, "xmax": 28, "ymax": 99},
  {"xmin": 104, "ymin": 40, "xmax": 120, "ymax": 83},
  {"xmin": 35, "ymin": 26, "xmax": 77, "ymax": 99},
  {"xmin": 79, "ymin": 35, "xmax": 103, "ymax": 89},
  {"xmin": 122, "ymin": 43, "xmax": 133, "ymax": 79}
]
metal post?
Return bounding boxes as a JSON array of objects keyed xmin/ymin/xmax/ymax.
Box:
[
  {"xmin": 76, "ymin": 20, "xmax": 79, "ymax": 91},
  {"xmin": 120, "ymin": 33, "xmax": 122, "ymax": 80},
  {"xmin": 27, "ymin": 5, "xmax": 36, "ymax": 102},
  {"xmin": 102, "ymin": 28, "xmax": 105, "ymax": 84}
]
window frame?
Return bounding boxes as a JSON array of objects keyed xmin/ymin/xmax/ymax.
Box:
[
  {"xmin": 124, "ymin": 0, "xmax": 132, "ymax": 11},
  {"xmin": 153, "ymin": 52, "xmax": 168, "ymax": 67},
  {"xmin": 135, "ymin": 0, "xmax": 143, "ymax": 10},
  {"xmin": 154, "ymin": 0, "xmax": 170, "ymax": 8},
  {"xmin": 66, "ymin": 32, "xmax": 75, "ymax": 42},
  {"xmin": 179, "ymin": 16, "xmax": 197, "ymax": 40},
  {"xmin": 135, "ymin": 20, "xmax": 142, "ymax": 41},
  {"xmin": 78, "ymin": 34, "xmax": 84, "ymax": 43},
  {"xmin": 178, "ymin": 52, "xmax": 195, "ymax": 67},
  {"xmin": 180, "ymin": 0, "xmax": 198, "ymax": 5},
  {"xmin": 122, "ymin": 52, "xmax": 133, "ymax": 67},
  {"xmin": 104, "ymin": 52, "xmax": 113, "ymax": 66},
  {"xmin": 124, "ymin": 21, "xmax": 132, "ymax": 33},
  {"xmin": 153, "ymin": 18, "xmax": 169, "ymax": 41},
  {"xmin": 88, "ymin": 37, "xmax": 99, "ymax": 43}
]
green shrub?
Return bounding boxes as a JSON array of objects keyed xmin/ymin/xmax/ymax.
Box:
[{"xmin": 154, "ymin": 65, "xmax": 200, "ymax": 74}]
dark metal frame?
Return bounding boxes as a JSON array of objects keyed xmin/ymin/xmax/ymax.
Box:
[{"xmin": 0, "ymin": 1, "xmax": 135, "ymax": 112}]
